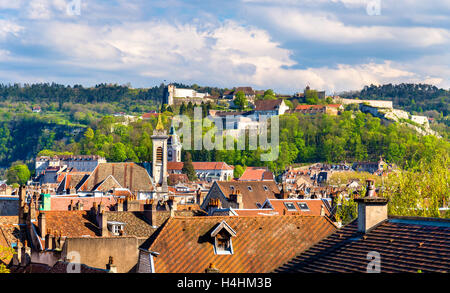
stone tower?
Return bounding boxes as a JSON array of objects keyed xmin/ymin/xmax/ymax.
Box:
[
  {"xmin": 167, "ymin": 125, "xmax": 182, "ymax": 162},
  {"xmin": 165, "ymin": 84, "xmax": 175, "ymax": 106},
  {"xmin": 151, "ymin": 115, "xmax": 169, "ymax": 191}
]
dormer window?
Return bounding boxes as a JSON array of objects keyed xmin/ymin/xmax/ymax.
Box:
[
  {"xmin": 247, "ymin": 186, "xmax": 253, "ymax": 191},
  {"xmin": 107, "ymin": 221, "xmax": 126, "ymax": 236},
  {"xmin": 263, "ymin": 185, "xmax": 268, "ymax": 191},
  {"xmin": 211, "ymin": 221, "xmax": 237, "ymax": 255}
]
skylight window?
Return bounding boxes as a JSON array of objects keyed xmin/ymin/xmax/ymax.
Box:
[
  {"xmin": 284, "ymin": 202, "xmax": 297, "ymax": 211},
  {"xmin": 297, "ymin": 202, "xmax": 310, "ymax": 211}
]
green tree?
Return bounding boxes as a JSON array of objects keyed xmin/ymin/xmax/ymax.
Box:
[
  {"xmin": 234, "ymin": 165, "xmax": 245, "ymax": 179},
  {"xmin": 182, "ymin": 152, "xmax": 198, "ymax": 181},
  {"xmin": 263, "ymin": 89, "xmax": 277, "ymax": 100},
  {"xmin": 84, "ymin": 127, "xmax": 94, "ymax": 140},
  {"xmin": 234, "ymin": 91, "xmax": 248, "ymax": 110},
  {"xmin": 110, "ymin": 142, "xmax": 127, "ymax": 162},
  {"xmin": 6, "ymin": 162, "xmax": 30, "ymax": 185},
  {"xmin": 305, "ymin": 89, "xmax": 319, "ymax": 104},
  {"xmin": 383, "ymin": 150, "xmax": 449, "ymax": 218}
]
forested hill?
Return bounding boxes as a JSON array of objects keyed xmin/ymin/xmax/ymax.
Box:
[
  {"xmin": 0, "ymin": 82, "xmax": 225, "ymax": 105},
  {"xmin": 340, "ymin": 83, "xmax": 450, "ymax": 116},
  {"xmin": 0, "ymin": 83, "xmax": 166, "ymax": 104}
]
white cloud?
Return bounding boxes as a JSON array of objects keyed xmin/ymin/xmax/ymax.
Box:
[
  {"xmin": 23, "ymin": 19, "xmax": 445, "ymax": 93},
  {"xmin": 0, "ymin": 20, "xmax": 23, "ymax": 39},
  {"xmin": 257, "ymin": 8, "xmax": 450, "ymax": 47},
  {"xmin": 0, "ymin": 1, "xmax": 448, "ymax": 92}
]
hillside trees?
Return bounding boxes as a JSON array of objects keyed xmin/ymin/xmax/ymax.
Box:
[{"xmin": 6, "ymin": 162, "xmax": 30, "ymax": 185}]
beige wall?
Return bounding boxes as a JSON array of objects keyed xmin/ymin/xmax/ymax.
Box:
[{"xmin": 62, "ymin": 237, "xmax": 140, "ymax": 273}]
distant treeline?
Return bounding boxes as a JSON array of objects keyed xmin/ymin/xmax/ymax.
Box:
[
  {"xmin": 340, "ymin": 83, "xmax": 450, "ymax": 116},
  {"xmin": 0, "ymin": 82, "xmax": 227, "ymax": 105},
  {"xmin": 0, "ymin": 83, "xmax": 166, "ymax": 104}
]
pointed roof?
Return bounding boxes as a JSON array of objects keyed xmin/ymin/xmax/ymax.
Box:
[{"xmin": 156, "ymin": 114, "xmax": 164, "ymax": 131}]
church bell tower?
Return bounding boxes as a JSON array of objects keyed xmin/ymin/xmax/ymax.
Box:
[{"xmin": 151, "ymin": 115, "xmax": 169, "ymax": 192}]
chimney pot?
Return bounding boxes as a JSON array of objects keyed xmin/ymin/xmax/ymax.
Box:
[{"xmin": 354, "ymin": 181, "xmax": 389, "ymax": 233}]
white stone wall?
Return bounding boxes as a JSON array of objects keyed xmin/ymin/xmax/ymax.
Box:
[{"xmin": 411, "ymin": 115, "xmax": 429, "ymax": 126}]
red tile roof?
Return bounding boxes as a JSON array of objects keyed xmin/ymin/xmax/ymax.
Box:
[
  {"xmin": 146, "ymin": 215, "xmax": 337, "ymax": 273},
  {"xmin": 141, "ymin": 112, "xmax": 160, "ymax": 119},
  {"xmin": 263, "ymin": 199, "xmax": 332, "ymax": 217},
  {"xmin": 43, "ymin": 210, "xmax": 99, "ymax": 237},
  {"xmin": 50, "ymin": 196, "xmax": 117, "ymax": 211},
  {"xmin": 214, "ymin": 181, "xmax": 280, "ymax": 209},
  {"xmin": 327, "ymin": 104, "xmax": 342, "ymax": 108},
  {"xmin": 78, "ymin": 163, "xmax": 153, "ymax": 192},
  {"xmin": 295, "ymin": 104, "xmax": 324, "ymax": 110},
  {"xmin": 238, "ymin": 167, "xmax": 273, "ymax": 181},
  {"xmin": 167, "ymin": 162, "xmax": 233, "ymax": 171},
  {"xmin": 276, "ymin": 216, "xmax": 450, "ymax": 273},
  {"xmin": 254, "ymin": 99, "xmax": 283, "ymax": 111}
]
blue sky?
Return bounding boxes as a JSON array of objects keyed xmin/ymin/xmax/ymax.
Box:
[{"xmin": 0, "ymin": 0, "xmax": 449, "ymax": 94}]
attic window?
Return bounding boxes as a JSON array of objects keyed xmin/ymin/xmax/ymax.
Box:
[
  {"xmin": 297, "ymin": 202, "xmax": 310, "ymax": 211},
  {"xmin": 284, "ymin": 202, "xmax": 297, "ymax": 211},
  {"xmin": 211, "ymin": 221, "xmax": 237, "ymax": 255},
  {"xmin": 107, "ymin": 221, "xmax": 126, "ymax": 236}
]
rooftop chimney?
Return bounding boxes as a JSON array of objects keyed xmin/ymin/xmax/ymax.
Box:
[
  {"xmin": 100, "ymin": 211, "xmax": 108, "ymax": 237},
  {"xmin": 354, "ymin": 179, "xmax": 389, "ymax": 233},
  {"xmin": 280, "ymin": 183, "xmax": 288, "ymax": 199},
  {"xmin": 38, "ymin": 212, "xmax": 46, "ymax": 238}
]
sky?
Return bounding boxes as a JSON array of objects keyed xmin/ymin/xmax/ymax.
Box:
[{"xmin": 0, "ymin": 0, "xmax": 449, "ymax": 94}]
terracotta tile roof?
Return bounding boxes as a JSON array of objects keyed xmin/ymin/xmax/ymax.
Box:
[
  {"xmin": 50, "ymin": 196, "xmax": 117, "ymax": 211},
  {"xmin": 215, "ymin": 181, "xmax": 280, "ymax": 209},
  {"xmin": 276, "ymin": 216, "xmax": 450, "ymax": 273},
  {"xmin": 254, "ymin": 99, "xmax": 283, "ymax": 111},
  {"xmin": 168, "ymin": 173, "xmax": 189, "ymax": 185},
  {"xmin": 112, "ymin": 189, "xmax": 133, "ymax": 197},
  {"xmin": 57, "ymin": 173, "xmax": 90, "ymax": 193},
  {"xmin": 167, "ymin": 162, "xmax": 233, "ymax": 171},
  {"xmin": 295, "ymin": 104, "xmax": 324, "ymax": 110},
  {"xmin": 225, "ymin": 87, "xmax": 255, "ymax": 96},
  {"xmin": 239, "ymin": 167, "xmax": 273, "ymax": 181},
  {"xmin": 262, "ymin": 199, "xmax": 332, "ymax": 217},
  {"xmin": 232, "ymin": 209, "xmax": 278, "ymax": 217},
  {"xmin": 326, "ymin": 104, "xmax": 342, "ymax": 108},
  {"xmin": 167, "ymin": 162, "xmax": 184, "ymax": 170},
  {"xmin": 79, "ymin": 163, "xmax": 153, "ymax": 192},
  {"xmin": 43, "ymin": 210, "xmax": 99, "ymax": 237},
  {"xmin": 141, "ymin": 112, "xmax": 160, "ymax": 119},
  {"xmin": 146, "ymin": 215, "xmax": 336, "ymax": 273},
  {"xmin": 104, "ymin": 211, "xmax": 156, "ymax": 238}
]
